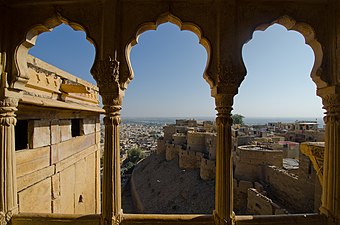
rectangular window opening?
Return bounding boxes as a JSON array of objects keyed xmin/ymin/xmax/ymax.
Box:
[
  {"xmin": 71, "ymin": 119, "xmax": 83, "ymax": 137},
  {"xmin": 15, "ymin": 120, "xmax": 28, "ymax": 150}
]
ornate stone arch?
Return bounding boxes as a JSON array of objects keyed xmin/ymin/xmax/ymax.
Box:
[
  {"xmin": 124, "ymin": 12, "xmax": 213, "ymax": 90},
  {"xmin": 243, "ymin": 15, "xmax": 327, "ymax": 90},
  {"xmin": 13, "ymin": 13, "xmax": 97, "ymax": 90}
]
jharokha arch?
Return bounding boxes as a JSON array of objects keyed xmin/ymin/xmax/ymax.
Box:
[
  {"xmin": 126, "ymin": 13, "xmax": 213, "ymax": 89},
  {"xmin": 1, "ymin": 1, "xmax": 340, "ymax": 225}
]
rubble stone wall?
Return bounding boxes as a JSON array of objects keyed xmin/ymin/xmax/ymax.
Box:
[
  {"xmin": 247, "ymin": 188, "xmax": 287, "ymax": 215},
  {"xmin": 263, "ymin": 165, "xmax": 315, "ymax": 212},
  {"xmin": 233, "ymin": 179, "xmax": 253, "ymax": 214}
]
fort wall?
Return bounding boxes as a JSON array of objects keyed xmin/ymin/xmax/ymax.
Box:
[
  {"xmin": 156, "ymin": 139, "xmax": 165, "ymax": 155},
  {"xmin": 187, "ymin": 132, "xmax": 206, "ymax": 152},
  {"xmin": 130, "ymin": 172, "xmax": 145, "ymax": 213},
  {"xmin": 163, "ymin": 125, "xmax": 176, "ymax": 142},
  {"xmin": 165, "ymin": 144, "xmax": 180, "ymax": 161},
  {"xmin": 233, "ymin": 179, "xmax": 253, "ymax": 213},
  {"xmin": 178, "ymin": 149, "xmax": 203, "ymax": 169},
  {"xmin": 200, "ymin": 158, "xmax": 215, "ymax": 180},
  {"xmin": 234, "ymin": 146, "xmax": 283, "ymax": 181},
  {"xmin": 205, "ymin": 133, "xmax": 216, "ymax": 160},
  {"xmin": 263, "ymin": 165, "xmax": 315, "ymax": 212},
  {"xmin": 173, "ymin": 134, "xmax": 187, "ymax": 146},
  {"xmin": 247, "ymin": 188, "xmax": 285, "ymax": 215}
]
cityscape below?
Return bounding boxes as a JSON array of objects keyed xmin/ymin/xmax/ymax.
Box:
[{"xmin": 101, "ymin": 116, "xmax": 326, "ymax": 215}]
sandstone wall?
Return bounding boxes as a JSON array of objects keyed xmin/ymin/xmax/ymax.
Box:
[
  {"xmin": 16, "ymin": 116, "xmax": 101, "ymax": 214},
  {"xmin": 237, "ymin": 136, "xmax": 254, "ymax": 146},
  {"xmin": 234, "ymin": 147, "xmax": 283, "ymax": 181},
  {"xmin": 263, "ymin": 165, "xmax": 315, "ymax": 213},
  {"xmin": 156, "ymin": 139, "xmax": 165, "ymax": 155},
  {"xmin": 233, "ymin": 179, "xmax": 253, "ymax": 214},
  {"xmin": 165, "ymin": 144, "xmax": 178, "ymax": 161},
  {"xmin": 205, "ymin": 133, "xmax": 216, "ymax": 160},
  {"xmin": 200, "ymin": 158, "xmax": 215, "ymax": 180},
  {"xmin": 178, "ymin": 149, "xmax": 202, "ymax": 169},
  {"xmin": 173, "ymin": 134, "xmax": 187, "ymax": 146},
  {"xmin": 187, "ymin": 132, "xmax": 207, "ymax": 152},
  {"xmin": 247, "ymin": 188, "xmax": 285, "ymax": 215},
  {"xmin": 163, "ymin": 125, "xmax": 176, "ymax": 142}
]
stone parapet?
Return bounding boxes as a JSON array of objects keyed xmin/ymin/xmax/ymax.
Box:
[{"xmin": 23, "ymin": 55, "xmax": 101, "ymax": 110}]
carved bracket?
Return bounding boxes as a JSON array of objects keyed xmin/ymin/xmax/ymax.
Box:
[
  {"xmin": 91, "ymin": 53, "xmax": 121, "ymax": 95},
  {"xmin": 216, "ymin": 59, "xmax": 246, "ymax": 95}
]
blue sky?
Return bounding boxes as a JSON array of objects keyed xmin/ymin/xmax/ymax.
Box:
[{"xmin": 29, "ymin": 23, "xmax": 324, "ymax": 119}]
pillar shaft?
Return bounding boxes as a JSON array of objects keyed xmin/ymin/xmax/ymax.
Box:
[
  {"xmin": 91, "ymin": 54, "xmax": 123, "ymax": 225},
  {"xmin": 318, "ymin": 87, "xmax": 340, "ymax": 224},
  {"xmin": 102, "ymin": 105, "xmax": 121, "ymax": 225},
  {"xmin": 0, "ymin": 97, "xmax": 18, "ymax": 225},
  {"xmin": 214, "ymin": 94, "xmax": 233, "ymax": 225}
]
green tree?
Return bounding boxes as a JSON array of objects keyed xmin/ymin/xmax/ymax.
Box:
[
  {"xmin": 127, "ymin": 147, "xmax": 146, "ymax": 164},
  {"xmin": 232, "ymin": 114, "xmax": 244, "ymax": 125}
]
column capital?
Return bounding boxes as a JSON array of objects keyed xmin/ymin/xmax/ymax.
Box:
[
  {"xmin": 0, "ymin": 97, "xmax": 18, "ymax": 126},
  {"xmin": 91, "ymin": 54, "xmax": 120, "ymax": 92},
  {"xmin": 102, "ymin": 93, "xmax": 124, "ymax": 126},
  {"xmin": 212, "ymin": 59, "xmax": 245, "ymax": 96},
  {"xmin": 317, "ymin": 86, "xmax": 340, "ymax": 123},
  {"xmin": 214, "ymin": 94, "xmax": 233, "ymax": 124}
]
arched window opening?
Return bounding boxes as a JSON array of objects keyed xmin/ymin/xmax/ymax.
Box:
[
  {"xmin": 121, "ymin": 22, "xmax": 215, "ymax": 214},
  {"xmin": 233, "ymin": 23, "xmax": 324, "ymax": 215},
  {"xmin": 15, "ymin": 23, "xmax": 102, "ymax": 215}
]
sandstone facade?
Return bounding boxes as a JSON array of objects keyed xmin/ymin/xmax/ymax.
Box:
[{"xmin": 15, "ymin": 55, "xmax": 102, "ymax": 214}]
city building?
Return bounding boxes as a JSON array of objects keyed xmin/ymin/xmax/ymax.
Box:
[
  {"xmin": 130, "ymin": 120, "xmax": 322, "ymax": 215},
  {"xmin": 156, "ymin": 119, "xmax": 216, "ymax": 180}
]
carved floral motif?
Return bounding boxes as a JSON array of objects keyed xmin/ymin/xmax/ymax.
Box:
[
  {"xmin": 112, "ymin": 214, "xmax": 122, "ymax": 225},
  {"xmin": 92, "ymin": 53, "xmax": 124, "ymax": 125},
  {"xmin": 0, "ymin": 98, "xmax": 18, "ymax": 126},
  {"xmin": 216, "ymin": 60, "xmax": 245, "ymax": 93},
  {"xmin": 322, "ymin": 93, "xmax": 340, "ymax": 123},
  {"xmin": 91, "ymin": 54, "xmax": 120, "ymax": 93}
]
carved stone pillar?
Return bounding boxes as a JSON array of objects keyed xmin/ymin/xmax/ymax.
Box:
[
  {"xmin": 213, "ymin": 93, "xmax": 234, "ymax": 225},
  {"xmin": 318, "ymin": 86, "xmax": 340, "ymax": 224},
  {"xmin": 91, "ymin": 55, "xmax": 124, "ymax": 225},
  {"xmin": 102, "ymin": 95, "xmax": 122, "ymax": 225},
  {"xmin": 0, "ymin": 97, "xmax": 18, "ymax": 225},
  {"xmin": 212, "ymin": 60, "xmax": 244, "ymax": 225}
]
